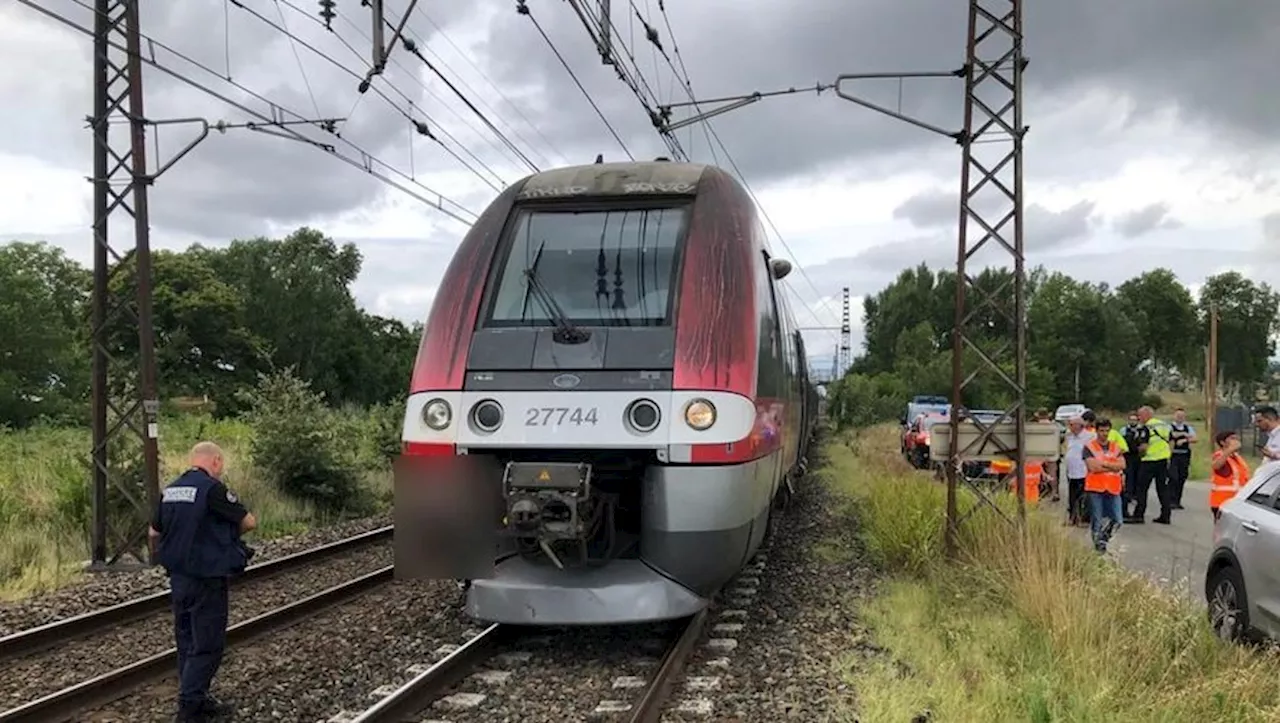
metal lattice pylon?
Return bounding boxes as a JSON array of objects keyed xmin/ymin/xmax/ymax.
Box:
[
  {"xmin": 839, "ymin": 287, "xmax": 852, "ymax": 375},
  {"xmin": 88, "ymin": 0, "xmax": 161, "ymax": 568},
  {"xmin": 943, "ymin": 0, "xmax": 1029, "ymax": 555}
]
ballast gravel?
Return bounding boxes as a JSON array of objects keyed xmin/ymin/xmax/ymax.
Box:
[
  {"xmin": 656, "ymin": 440, "xmax": 881, "ymax": 722},
  {"xmin": 0, "ymin": 540, "xmax": 393, "ymax": 711},
  {"xmin": 0, "ymin": 512, "xmax": 392, "ymax": 636},
  {"xmin": 372, "ymin": 620, "xmax": 690, "ymax": 723},
  {"xmin": 82, "ymin": 577, "xmax": 468, "ymax": 722}
]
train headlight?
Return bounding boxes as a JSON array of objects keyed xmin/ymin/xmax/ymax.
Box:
[
  {"xmin": 471, "ymin": 399, "xmax": 504, "ymax": 432},
  {"xmin": 626, "ymin": 399, "xmax": 661, "ymax": 433},
  {"xmin": 683, "ymin": 399, "xmax": 716, "ymax": 431},
  {"xmin": 422, "ymin": 398, "xmax": 452, "ymax": 430}
]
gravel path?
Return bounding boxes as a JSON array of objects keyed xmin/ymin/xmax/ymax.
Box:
[
  {"xmin": 0, "ymin": 512, "xmax": 392, "ymax": 636},
  {"xmin": 0, "ymin": 540, "xmax": 393, "ymax": 711},
  {"xmin": 81, "ymin": 577, "xmax": 466, "ymax": 723},
  {"xmin": 656, "ymin": 444, "xmax": 880, "ymax": 722}
]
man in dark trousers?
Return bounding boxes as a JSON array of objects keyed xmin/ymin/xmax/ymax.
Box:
[
  {"xmin": 1121, "ymin": 412, "xmax": 1149, "ymax": 521},
  {"xmin": 149, "ymin": 442, "xmax": 257, "ymax": 722},
  {"xmin": 1167, "ymin": 406, "xmax": 1197, "ymax": 510}
]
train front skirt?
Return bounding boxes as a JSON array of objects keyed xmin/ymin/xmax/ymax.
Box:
[{"xmin": 465, "ymin": 556, "xmax": 708, "ymax": 625}]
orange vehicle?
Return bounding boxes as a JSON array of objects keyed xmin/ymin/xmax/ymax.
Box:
[{"xmin": 902, "ymin": 413, "xmax": 946, "ymax": 469}]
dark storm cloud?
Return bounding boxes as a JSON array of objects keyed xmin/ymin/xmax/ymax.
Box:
[
  {"xmin": 480, "ymin": 0, "xmax": 1279, "ymax": 184},
  {"xmin": 1113, "ymin": 203, "xmax": 1182, "ymax": 238},
  {"xmin": 892, "ymin": 187, "xmax": 1097, "ymax": 250},
  {"xmin": 10, "ymin": 0, "xmax": 490, "ymax": 239}
]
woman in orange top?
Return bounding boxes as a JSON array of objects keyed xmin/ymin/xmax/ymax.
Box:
[{"xmin": 1209, "ymin": 429, "xmax": 1251, "ymax": 521}]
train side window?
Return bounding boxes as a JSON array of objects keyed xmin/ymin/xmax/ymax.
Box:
[{"xmin": 759, "ymin": 250, "xmax": 783, "ymax": 356}]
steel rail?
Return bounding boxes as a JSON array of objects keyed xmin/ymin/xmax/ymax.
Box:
[
  {"xmin": 350, "ymin": 623, "xmax": 515, "ymax": 723},
  {"xmin": 625, "ymin": 607, "xmax": 712, "ymax": 723},
  {"xmin": 0, "ymin": 566, "xmax": 394, "ymax": 723},
  {"xmin": 0, "ymin": 525, "xmax": 393, "ymax": 664},
  {"xmin": 349, "ymin": 604, "xmax": 712, "ymax": 723}
]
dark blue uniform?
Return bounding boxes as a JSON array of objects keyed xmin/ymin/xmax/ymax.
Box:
[{"xmin": 151, "ymin": 466, "xmax": 251, "ymax": 720}]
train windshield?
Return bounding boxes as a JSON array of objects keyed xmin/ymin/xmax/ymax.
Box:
[{"xmin": 485, "ymin": 205, "xmax": 689, "ymax": 328}]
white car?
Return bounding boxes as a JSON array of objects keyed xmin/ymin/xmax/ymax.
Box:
[
  {"xmin": 1054, "ymin": 403, "xmax": 1088, "ymax": 422},
  {"xmin": 1205, "ymin": 460, "xmax": 1280, "ymax": 643}
]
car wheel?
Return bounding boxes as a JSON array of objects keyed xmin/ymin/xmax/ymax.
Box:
[{"xmin": 1207, "ymin": 564, "xmax": 1250, "ymax": 642}]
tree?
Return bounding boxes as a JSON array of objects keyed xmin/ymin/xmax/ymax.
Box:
[
  {"xmin": 1115, "ymin": 268, "xmax": 1199, "ymax": 374},
  {"xmin": 1027, "ymin": 272, "xmax": 1148, "ymax": 411},
  {"xmin": 1199, "ymin": 272, "xmax": 1280, "ymax": 385},
  {"xmin": 106, "ymin": 250, "xmax": 265, "ymax": 410},
  {"xmin": 0, "ymin": 242, "xmax": 90, "ymax": 426},
  {"xmin": 197, "ymin": 227, "xmax": 367, "ymax": 405}
]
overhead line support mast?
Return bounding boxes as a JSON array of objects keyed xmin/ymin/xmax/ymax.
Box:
[
  {"xmin": 83, "ymin": 0, "xmax": 345, "ymax": 569},
  {"xmin": 655, "ymin": 0, "xmax": 1030, "ymax": 554}
]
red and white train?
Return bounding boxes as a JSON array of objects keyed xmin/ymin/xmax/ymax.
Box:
[{"xmin": 398, "ymin": 159, "xmax": 820, "ymax": 625}]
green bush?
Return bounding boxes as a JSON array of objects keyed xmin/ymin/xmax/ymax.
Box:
[{"xmin": 240, "ymin": 368, "xmax": 373, "ymax": 517}]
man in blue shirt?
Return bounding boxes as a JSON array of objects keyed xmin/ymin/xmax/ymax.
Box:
[
  {"xmin": 149, "ymin": 442, "xmax": 257, "ymax": 722},
  {"xmin": 1167, "ymin": 406, "xmax": 1197, "ymax": 510}
]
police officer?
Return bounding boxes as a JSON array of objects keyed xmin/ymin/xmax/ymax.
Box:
[
  {"xmin": 149, "ymin": 442, "xmax": 257, "ymax": 722},
  {"xmin": 1121, "ymin": 412, "xmax": 1149, "ymax": 521},
  {"xmin": 1134, "ymin": 405, "xmax": 1174, "ymax": 524},
  {"xmin": 1167, "ymin": 406, "xmax": 1197, "ymax": 510}
]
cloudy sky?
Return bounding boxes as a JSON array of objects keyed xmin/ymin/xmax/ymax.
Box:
[{"xmin": 3, "ymin": 0, "xmax": 1277, "ymax": 375}]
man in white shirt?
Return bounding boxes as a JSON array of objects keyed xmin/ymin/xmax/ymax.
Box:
[
  {"xmin": 1062, "ymin": 415, "xmax": 1095, "ymax": 526},
  {"xmin": 1255, "ymin": 406, "xmax": 1280, "ymax": 462}
]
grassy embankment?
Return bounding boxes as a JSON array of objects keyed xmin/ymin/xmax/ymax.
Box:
[
  {"xmin": 0, "ymin": 412, "xmax": 394, "ymax": 600},
  {"xmin": 822, "ymin": 423, "xmax": 1280, "ymax": 722}
]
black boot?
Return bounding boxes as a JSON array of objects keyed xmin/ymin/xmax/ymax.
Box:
[{"xmin": 200, "ymin": 696, "xmax": 235, "ymax": 720}]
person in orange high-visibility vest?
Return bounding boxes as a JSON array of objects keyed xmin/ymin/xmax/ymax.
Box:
[
  {"xmin": 1209, "ymin": 429, "xmax": 1251, "ymax": 522},
  {"xmin": 1081, "ymin": 417, "xmax": 1126, "ymax": 553},
  {"xmin": 991, "ymin": 456, "xmax": 1042, "ymax": 504}
]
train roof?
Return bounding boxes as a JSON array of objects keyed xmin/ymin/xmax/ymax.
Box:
[{"xmin": 515, "ymin": 160, "xmax": 711, "ymax": 201}]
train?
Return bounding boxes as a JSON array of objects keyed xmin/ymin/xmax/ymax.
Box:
[{"xmin": 398, "ymin": 158, "xmax": 821, "ymax": 626}]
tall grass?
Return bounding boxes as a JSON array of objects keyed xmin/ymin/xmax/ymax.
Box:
[
  {"xmin": 825, "ymin": 425, "xmax": 1280, "ymax": 722},
  {"xmin": 0, "ymin": 413, "xmax": 393, "ymax": 600}
]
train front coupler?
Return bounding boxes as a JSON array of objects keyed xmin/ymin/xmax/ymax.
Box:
[{"xmin": 500, "ymin": 461, "xmax": 596, "ymax": 569}]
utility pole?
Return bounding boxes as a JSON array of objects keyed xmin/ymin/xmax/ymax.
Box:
[
  {"xmin": 943, "ymin": 0, "xmax": 1028, "ymax": 556},
  {"xmin": 88, "ymin": 0, "xmax": 162, "ymax": 570},
  {"xmin": 839, "ymin": 287, "xmax": 852, "ymax": 375},
  {"xmin": 82, "ymin": 0, "xmax": 340, "ymax": 570},
  {"xmin": 1208, "ymin": 303, "xmax": 1219, "ymax": 442}
]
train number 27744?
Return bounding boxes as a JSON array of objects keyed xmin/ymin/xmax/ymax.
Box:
[{"xmin": 524, "ymin": 407, "xmax": 599, "ymax": 426}]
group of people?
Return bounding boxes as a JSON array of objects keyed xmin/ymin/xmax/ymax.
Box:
[{"xmin": 1043, "ymin": 404, "xmax": 1280, "ymax": 553}]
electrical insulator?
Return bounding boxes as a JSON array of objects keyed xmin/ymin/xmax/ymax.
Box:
[{"xmin": 318, "ymin": 0, "xmax": 336, "ymax": 29}]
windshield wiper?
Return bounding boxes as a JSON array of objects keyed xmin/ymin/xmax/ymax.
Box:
[{"xmin": 523, "ymin": 241, "xmax": 591, "ymax": 345}]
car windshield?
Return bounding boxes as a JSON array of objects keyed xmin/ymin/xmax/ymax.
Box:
[{"xmin": 485, "ymin": 205, "xmax": 689, "ymax": 328}]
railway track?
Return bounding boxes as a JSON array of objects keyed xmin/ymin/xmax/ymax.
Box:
[
  {"xmin": 338, "ymin": 604, "xmax": 713, "ymax": 723},
  {"xmin": 0, "ymin": 526, "xmax": 395, "ymax": 723},
  {"xmin": 0, "ymin": 524, "xmax": 393, "ymax": 664}
]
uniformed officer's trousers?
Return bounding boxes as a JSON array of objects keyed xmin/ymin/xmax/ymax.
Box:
[{"xmin": 171, "ymin": 574, "xmax": 230, "ymax": 709}]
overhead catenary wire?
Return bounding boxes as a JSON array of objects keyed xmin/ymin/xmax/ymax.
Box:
[
  {"xmin": 648, "ymin": 0, "xmax": 719, "ymax": 165},
  {"xmin": 226, "ymin": 0, "xmax": 509, "ymax": 191},
  {"xmin": 620, "ymin": 2, "xmax": 844, "ymax": 344},
  {"xmin": 516, "ymin": 0, "xmax": 634, "ymax": 161},
  {"xmin": 378, "ymin": 10, "xmax": 540, "ymax": 173},
  {"xmin": 17, "ymin": 0, "xmax": 479, "ymax": 225},
  {"xmin": 274, "ymin": 0, "xmax": 536, "ymax": 175},
  {"xmin": 410, "ymin": 4, "xmax": 571, "ymax": 168},
  {"xmin": 568, "ymin": 0, "xmax": 685, "ymax": 160}
]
